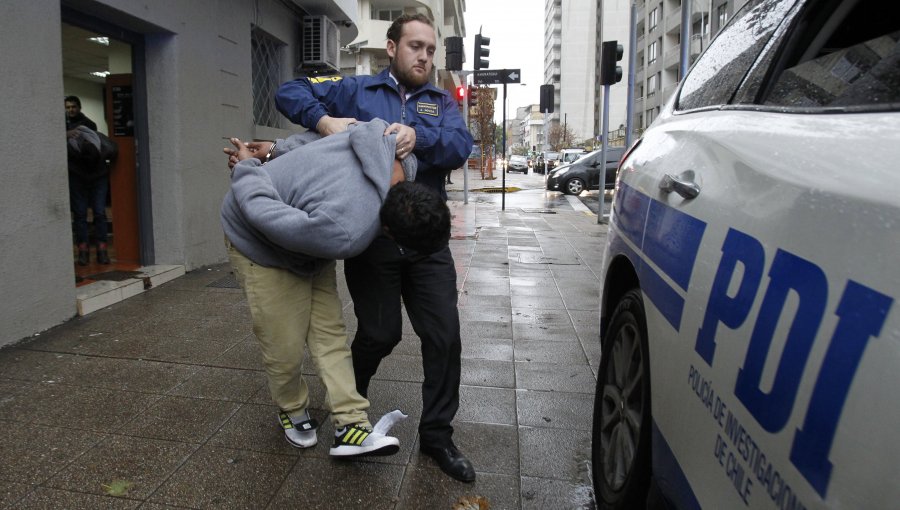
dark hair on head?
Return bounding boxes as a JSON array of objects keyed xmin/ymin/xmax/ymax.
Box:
[
  {"xmin": 64, "ymin": 95, "xmax": 82, "ymax": 107},
  {"xmin": 386, "ymin": 13, "xmax": 433, "ymax": 43},
  {"xmin": 380, "ymin": 181, "xmax": 450, "ymax": 255}
]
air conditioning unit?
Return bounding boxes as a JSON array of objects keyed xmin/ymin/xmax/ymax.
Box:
[{"xmin": 301, "ymin": 15, "xmax": 339, "ymax": 72}]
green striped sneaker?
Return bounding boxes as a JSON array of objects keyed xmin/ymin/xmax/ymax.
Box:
[
  {"xmin": 329, "ymin": 423, "xmax": 400, "ymax": 457},
  {"xmin": 278, "ymin": 410, "xmax": 318, "ymax": 448}
]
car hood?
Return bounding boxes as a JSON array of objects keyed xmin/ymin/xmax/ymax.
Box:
[{"xmin": 549, "ymin": 163, "xmax": 573, "ymax": 175}]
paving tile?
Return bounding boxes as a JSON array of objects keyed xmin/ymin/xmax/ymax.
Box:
[
  {"xmin": 458, "ymin": 306, "xmax": 512, "ymax": 324},
  {"xmin": 461, "ymin": 337, "xmax": 513, "ymax": 362},
  {"xmin": 510, "ymin": 294, "xmax": 567, "ymax": 310},
  {"xmin": 210, "ymin": 338, "xmax": 263, "ymax": 370},
  {"xmin": 517, "ymin": 389, "xmax": 594, "ymax": 431},
  {"xmin": 148, "ymin": 445, "xmax": 295, "ymax": 509},
  {"xmin": 365, "ymin": 379, "xmax": 424, "ymax": 417},
  {"xmin": 13, "ymin": 487, "xmax": 140, "ymax": 509},
  {"xmin": 0, "ymin": 420, "xmax": 105, "ymax": 484},
  {"xmin": 269, "ymin": 457, "xmax": 405, "ymax": 509},
  {"xmin": 519, "ymin": 426, "xmax": 593, "ymax": 481},
  {"xmin": 515, "ymin": 362, "xmax": 597, "ymax": 394},
  {"xmin": 0, "ymin": 481, "xmax": 32, "ymax": 508},
  {"xmin": 460, "ymin": 320, "xmax": 512, "ymax": 341},
  {"xmin": 515, "ymin": 340, "xmax": 590, "ymax": 364},
  {"xmin": 513, "ymin": 322, "xmax": 580, "ymax": 343},
  {"xmin": 46, "ymin": 435, "xmax": 198, "ymax": 499},
  {"xmin": 168, "ymin": 366, "xmax": 265, "ymax": 402},
  {"xmin": 0, "ymin": 383, "xmax": 161, "ymax": 433},
  {"xmin": 457, "ymin": 386, "xmax": 516, "ymax": 425},
  {"xmin": 396, "ymin": 467, "xmax": 520, "ymax": 510},
  {"xmin": 461, "ymin": 358, "xmax": 515, "ymax": 388},
  {"xmin": 520, "ymin": 476, "xmax": 597, "ymax": 510},
  {"xmin": 138, "ymin": 335, "xmax": 240, "ymax": 364},
  {"xmin": 119, "ymin": 395, "xmax": 241, "ymax": 443},
  {"xmin": 457, "ymin": 292, "xmax": 512, "ymax": 308}
]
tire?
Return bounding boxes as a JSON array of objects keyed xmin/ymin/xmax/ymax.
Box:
[
  {"xmin": 564, "ymin": 178, "xmax": 585, "ymax": 195},
  {"xmin": 592, "ymin": 288, "xmax": 651, "ymax": 510}
]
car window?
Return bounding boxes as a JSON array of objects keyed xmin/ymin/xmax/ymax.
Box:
[
  {"xmin": 761, "ymin": 0, "xmax": 900, "ymax": 109},
  {"xmin": 677, "ymin": 0, "xmax": 798, "ymax": 111}
]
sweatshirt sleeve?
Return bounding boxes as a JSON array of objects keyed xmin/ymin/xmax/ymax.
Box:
[{"xmin": 229, "ymin": 158, "xmax": 350, "ymax": 257}]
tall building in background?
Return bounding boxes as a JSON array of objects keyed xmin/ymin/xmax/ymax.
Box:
[
  {"xmin": 543, "ymin": 0, "xmax": 629, "ymax": 147},
  {"xmin": 633, "ymin": 0, "xmax": 747, "ymax": 130}
]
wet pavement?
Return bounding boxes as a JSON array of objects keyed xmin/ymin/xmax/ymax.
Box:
[{"xmin": 0, "ymin": 168, "xmax": 605, "ymax": 509}]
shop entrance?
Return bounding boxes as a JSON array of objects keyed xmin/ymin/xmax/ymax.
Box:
[{"xmin": 62, "ymin": 22, "xmax": 144, "ymax": 285}]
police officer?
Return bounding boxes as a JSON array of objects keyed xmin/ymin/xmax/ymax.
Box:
[{"xmin": 275, "ymin": 13, "xmax": 476, "ymax": 483}]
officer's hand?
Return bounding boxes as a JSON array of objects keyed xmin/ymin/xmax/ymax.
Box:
[
  {"xmin": 385, "ymin": 123, "xmax": 416, "ymax": 160},
  {"xmin": 317, "ymin": 115, "xmax": 358, "ymax": 136}
]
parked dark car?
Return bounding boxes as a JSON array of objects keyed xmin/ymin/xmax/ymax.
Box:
[{"xmin": 545, "ymin": 147, "xmax": 625, "ymax": 195}]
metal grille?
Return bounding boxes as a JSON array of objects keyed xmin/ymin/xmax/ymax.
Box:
[{"xmin": 251, "ymin": 28, "xmax": 284, "ymax": 128}]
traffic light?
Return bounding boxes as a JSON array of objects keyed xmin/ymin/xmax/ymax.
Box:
[
  {"xmin": 474, "ymin": 33, "xmax": 490, "ymax": 70},
  {"xmin": 600, "ymin": 40, "xmax": 624, "ymax": 85},
  {"xmin": 468, "ymin": 85, "xmax": 478, "ymax": 107},
  {"xmin": 455, "ymin": 85, "xmax": 466, "ymax": 103},
  {"xmin": 445, "ymin": 36, "xmax": 463, "ymax": 71},
  {"xmin": 540, "ymin": 84, "xmax": 555, "ymax": 113}
]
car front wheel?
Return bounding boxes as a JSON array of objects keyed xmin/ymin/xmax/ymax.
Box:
[
  {"xmin": 563, "ymin": 178, "xmax": 585, "ymax": 195},
  {"xmin": 592, "ymin": 288, "xmax": 651, "ymax": 510}
]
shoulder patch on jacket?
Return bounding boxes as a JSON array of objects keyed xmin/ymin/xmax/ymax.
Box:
[
  {"xmin": 309, "ymin": 75, "xmax": 343, "ymax": 84},
  {"xmin": 416, "ymin": 101, "xmax": 439, "ymax": 117}
]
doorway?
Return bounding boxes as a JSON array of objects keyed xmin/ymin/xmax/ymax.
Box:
[{"xmin": 62, "ymin": 21, "xmax": 145, "ymax": 286}]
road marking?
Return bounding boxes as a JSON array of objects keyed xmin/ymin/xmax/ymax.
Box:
[{"xmin": 565, "ymin": 194, "xmax": 593, "ymax": 214}]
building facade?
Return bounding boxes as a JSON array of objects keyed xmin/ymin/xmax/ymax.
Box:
[
  {"xmin": 633, "ymin": 0, "xmax": 748, "ymax": 130},
  {"xmin": 543, "ymin": 0, "xmax": 630, "ymax": 146},
  {"xmin": 0, "ymin": 0, "xmax": 465, "ymax": 348}
]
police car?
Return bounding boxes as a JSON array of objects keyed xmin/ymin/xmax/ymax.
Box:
[{"xmin": 592, "ymin": 0, "xmax": 900, "ymax": 508}]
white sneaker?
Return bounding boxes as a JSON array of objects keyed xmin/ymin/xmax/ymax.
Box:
[
  {"xmin": 329, "ymin": 423, "xmax": 400, "ymax": 457},
  {"xmin": 278, "ymin": 410, "xmax": 318, "ymax": 448}
]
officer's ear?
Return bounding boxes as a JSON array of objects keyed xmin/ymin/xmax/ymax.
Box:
[{"xmin": 386, "ymin": 38, "xmax": 397, "ymax": 60}]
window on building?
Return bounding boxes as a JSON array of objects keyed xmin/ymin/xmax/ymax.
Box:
[
  {"xmin": 372, "ymin": 8, "xmax": 403, "ymax": 21},
  {"xmin": 649, "ymin": 8, "xmax": 659, "ymax": 30},
  {"xmin": 717, "ymin": 4, "xmax": 729, "ymax": 30},
  {"xmin": 647, "ymin": 73, "xmax": 658, "ymax": 95},
  {"xmin": 251, "ymin": 28, "xmax": 285, "ymax": 128},
  {"xmin": 648, "ymin": 40, "xmax": 658, "ymax": 63}
]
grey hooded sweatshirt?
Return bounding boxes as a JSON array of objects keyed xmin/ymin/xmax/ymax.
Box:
[{"xmin": 220, "ymin": 118, "xmax": 416, "ymax": 277}]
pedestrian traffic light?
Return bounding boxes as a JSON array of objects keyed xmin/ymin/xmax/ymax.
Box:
[
  {"xmin": 600, "ymin": 40, "xmax": 624, "ymax": 85},
  {"xmin": 455, "ymin": 85, "xmax": 466, "ymax": 103},
  {"xmin": 468, "ymin": 86, "xmax": 478, "ymax": 107},
  {"xmin": 474, "ymin": 33, "xmax": 490, "ymax": 70},
  {"xmin": 445, "ymin": 36, "xmax": 463, "ymax": 71}
]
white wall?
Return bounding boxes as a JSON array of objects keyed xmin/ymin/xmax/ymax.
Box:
[{"xmin": 0, "ymin": 0, "xmax": 77, "ymax": 345}]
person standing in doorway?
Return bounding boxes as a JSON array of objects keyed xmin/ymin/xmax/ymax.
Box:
[
  {"xmin": 65, "ymin": 96, "xmax": 115, "ymax": 265},
  {"xmin": 275, "ymin": 14, "xmax": 476, "ymax": 482}
]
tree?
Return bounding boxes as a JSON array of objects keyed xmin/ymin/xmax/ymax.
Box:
[
  {"xmin": 470, "ymin": 85, "xmax": 496, "ymax": 179},
  {"xmin": 546, "ymin": 123, "xmax": 578, "ymax": 151}
]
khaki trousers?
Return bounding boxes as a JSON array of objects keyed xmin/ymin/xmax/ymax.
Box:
[{"xmin": 227, "ymin": 242, "xmax": 369, "ymax": 428}]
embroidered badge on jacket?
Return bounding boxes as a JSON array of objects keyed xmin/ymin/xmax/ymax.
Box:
[{"xmin": 416, "ymin": 102, "xmax": 439, "ymax": 116}]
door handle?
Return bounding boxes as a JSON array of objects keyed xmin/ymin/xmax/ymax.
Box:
[{"xmin": 660, "ymin": 170, "xmax": 700, "ymax": 199}]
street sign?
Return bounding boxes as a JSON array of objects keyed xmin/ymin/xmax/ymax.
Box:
[{"xmin": 473, "ymin": 69, "xmax": 521, "ymax": 85}]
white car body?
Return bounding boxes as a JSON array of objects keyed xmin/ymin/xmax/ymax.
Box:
[{"xmin": 594, "ymin": 0, "xmax": 900, "ymax": 508}]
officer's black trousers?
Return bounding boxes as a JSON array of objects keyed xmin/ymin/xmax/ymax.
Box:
[{"xmin": 345, "ymin": 236, "xmax": 461, "ymax": 447}]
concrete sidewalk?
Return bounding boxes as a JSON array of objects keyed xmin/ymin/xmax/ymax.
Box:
[{"xmin": 0, "ymin": 169, "xmax": 605, "ymax": 509}]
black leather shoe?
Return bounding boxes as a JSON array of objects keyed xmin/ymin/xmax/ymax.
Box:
[
  {"xmin": 420, "ymin": 443, "xmax": 476, "ymax": 483},
  {"xmin": 77, "ymin": 250, "xmax": 90, "ymax": 266},
  {"xmin": 97, "ymin": 249, "xmax": 110, "ymax": 265}
]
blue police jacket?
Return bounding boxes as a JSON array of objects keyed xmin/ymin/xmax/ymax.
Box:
[{"xmin": 275, "ymin": 68, "xmax": 473, "ymax": 197}]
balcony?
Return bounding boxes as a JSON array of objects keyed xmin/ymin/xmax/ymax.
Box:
[
  {"xmin": 664, "ymin": 45, "xmax": 680, "ymax": 70},
  {"xmin": 665, "ymin": 9, "xmax": 681, "ymax": 34}
]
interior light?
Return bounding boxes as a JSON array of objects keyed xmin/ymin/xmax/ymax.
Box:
[
  {"xmin": 88, "ymin": 36, "xmax": 109, "ymax": 46},
  {"xmin": 90, "ymin": 71, "xmax": 111, "ymax": 78}
]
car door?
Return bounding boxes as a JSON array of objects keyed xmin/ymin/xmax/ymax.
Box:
[{"xmin": 616, "ymin": 0, "xmax": 900, "ymax": 507}]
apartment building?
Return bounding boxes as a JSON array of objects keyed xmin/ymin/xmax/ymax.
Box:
[
  {"xmin": 543, "ymin": 0, "xmax": 630, "ymax": 145},
  {"xmin": 633, "ymin": 0, "xmax": 748, "ymax": 129}
]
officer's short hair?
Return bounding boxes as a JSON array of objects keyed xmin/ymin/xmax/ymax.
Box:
[
  {"xmin": 64, "ymin": 95, "xmax": 82, "ymax": 107},
  {"xmin": 386, "ymin": 13, "xmax": 433, "ymax": 43},
  {"xmin": 380, "ymin": 181, "xmax": 450, "ymax": 255}
]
